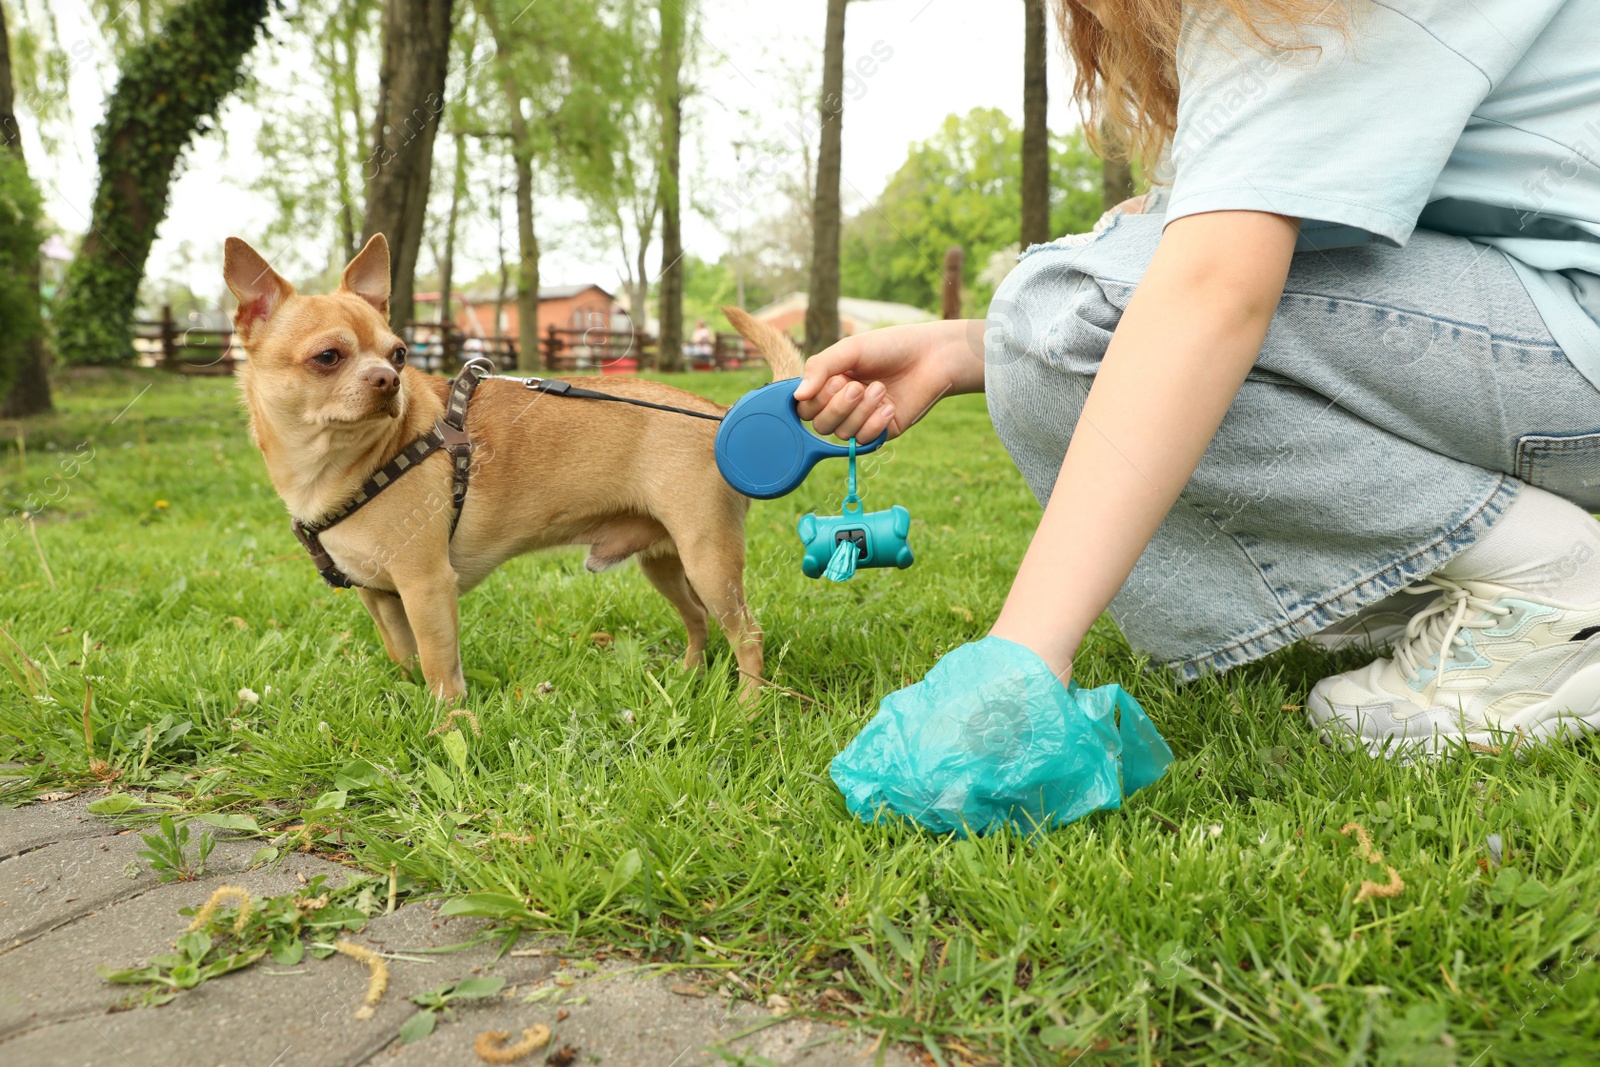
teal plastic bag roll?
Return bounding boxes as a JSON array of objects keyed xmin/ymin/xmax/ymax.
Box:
[{"xmin": 830, "ymin": 637, "xmax": 1174, "ymax": 836}]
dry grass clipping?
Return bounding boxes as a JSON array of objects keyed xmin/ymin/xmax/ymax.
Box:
[
  {"xmin": 1469, "ymin": 726, "xmax": 1526, "ymax": 756},
  {"xmin": 1341, "ymin": 821, "xmax": 1406, "ymax": 902},
  {"xmin": 429, "ymin": 708, "xmax": 481, "ymax": 736},
  {"xmin": 82, "ymin": 684, "xmax": 118, "ymax": 782},
  {"xmin": 284, "ymin": 822, "xmax": 332, "ymax": 852},
  {"xmin": 334, "ymin": 939, "xmax": 389, "ymax": 1020},
  {"xmin": 474, "ymin": 1025, "xmax": 551, "ymax": 1064},
  {"xmin": 185, "ymin": 885, "xmax": 253, "ymax": 934}
]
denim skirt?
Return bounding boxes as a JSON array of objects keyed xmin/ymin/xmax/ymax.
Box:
[{"xmin": 984, "ymin": 212, "xmax": 1600, "ymax": 678}]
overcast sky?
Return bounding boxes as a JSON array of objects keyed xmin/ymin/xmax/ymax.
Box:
[{"xmin": 22, "ymin": 0, "xmax": 1085, "ymax": 305}]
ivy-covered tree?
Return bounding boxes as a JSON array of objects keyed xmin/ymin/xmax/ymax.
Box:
[
  {"xmin": 55, "ymin": 0, "xmax": 270, "ymax": 365},
  {"xmin": 0, "ymin": 1, "xmax": 46, "ymax": 415}
]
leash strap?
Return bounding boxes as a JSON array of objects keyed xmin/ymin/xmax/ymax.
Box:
[
  {"xmin": 521, "ymin": 377, "xmax": 723, "ymax": 422},
  {"xmin": 292, "ymin": 363, "xmax": 487, "ymax": 589}
]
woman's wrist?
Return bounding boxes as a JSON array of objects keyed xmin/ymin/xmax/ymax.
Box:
[
  {"xmin": 989, "ymin": 612, "xmax": 1078, "ymax": 684},
  {"xmin": 935, "ymin": 319, "xmax": 987, "ymax": 396}
]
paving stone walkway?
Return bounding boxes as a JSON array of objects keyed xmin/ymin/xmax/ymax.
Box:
[{"xmin": 0, "ymin": 796, "xmax": 913, "ymax": 1067}]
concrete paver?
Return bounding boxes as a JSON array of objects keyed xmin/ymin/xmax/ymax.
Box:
[
  {"xmin": 0, "ymin": 793, "xmax": 121, "ymax": 858},
  {"xmin": 1, "ymin": 820, "xmax": 271, "ymax": 951},
  {"xmin": 0, "ymin": 797, "xmax": 915, "ymax": 1066}
]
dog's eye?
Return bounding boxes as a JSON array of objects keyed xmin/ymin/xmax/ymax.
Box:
[
  {"xmin": 390, "ymin": 347, "xmax": 407, "ymax": 368},
  {"xmin": 312, "ymin": 349, "xmax": 341, "ymax": 367}
]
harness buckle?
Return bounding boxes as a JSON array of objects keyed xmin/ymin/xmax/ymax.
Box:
[{"xmin": 460, "ymin": 355, "xmax": 495, "ymax": 381}]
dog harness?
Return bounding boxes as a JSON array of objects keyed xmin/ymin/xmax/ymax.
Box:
[
  {"xmin": 291, "ymin": 362, "xmax": 487, "ymax": 590},
  {"xmin": 289, "ymin": 362, "xmax": 727, "ymax": 589}
]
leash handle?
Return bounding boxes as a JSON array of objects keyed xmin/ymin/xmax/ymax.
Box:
[{"xmin": 715, "ymin": 378, "xmax": 888, "ymax": 500}]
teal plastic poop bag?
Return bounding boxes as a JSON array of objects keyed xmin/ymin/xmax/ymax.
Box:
[{"xmin": 829, "ymin": 637, "xmax": 1174, "ymax": 836}]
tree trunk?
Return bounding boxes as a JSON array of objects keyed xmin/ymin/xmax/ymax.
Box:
[
  {"xmin": 494, "ymin": 158, "xmax": 509, "ymax": 340},
  {"xmin": 439, "ymin": 132, "xmax": 466, "ymax": 339},
  {"xmin": 635, "ymin": 237, "xmax": 650, "ymax": 331},
  {"xmin": 805, "ymin": 0, "xmax": 847, "ymax": 355},
  {"xmin": 1020, "ymin": 0, "xmax": 1050, "ymax": 247},
  {"xmin": 513, "ymin": 144, "xmax": 539, "ymax": 370},
  {"xmin": 0, "ymin": 3, "xmax": 49, "ymax": 417},
  {"xmin": 656, "ymin": 0, "xmax": 685, "ymax": 372},
  {"xmin": 54, "ymin": 0, "xmax": 270, "ymax": 365},
  {"xmin": 362, "ymin": 0, "xmax": 455, "ymax": 333},
  {"xmin": 1101, "ymin": 117, "xmax": 1135, "ymax": 211}
]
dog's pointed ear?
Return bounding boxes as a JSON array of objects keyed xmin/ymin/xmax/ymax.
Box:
[
  {"xmin": 341, "ymin": 234, "xmax": 391, "ymax": 316},
  {"xmin": 224, "ymin": 238, "xmax": 295, "ymax": 339}
]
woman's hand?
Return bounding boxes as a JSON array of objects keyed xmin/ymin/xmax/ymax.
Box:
[{"xmin": 794, "ymin": 318, "xmax": 986, "ymax": 441}]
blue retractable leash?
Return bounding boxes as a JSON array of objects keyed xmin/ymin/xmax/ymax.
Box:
[{"xmin": 715, "ymin": 378, "xmax": 914, "ymax": 581}]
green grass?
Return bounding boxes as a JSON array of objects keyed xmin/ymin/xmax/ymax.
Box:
[{"xmin": 3, "ymin": 368, "xmax": 1599, "ymax": 1065}]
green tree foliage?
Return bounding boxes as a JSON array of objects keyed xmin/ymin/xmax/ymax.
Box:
[
  {"xmin": 840, "ymin": 108, "xmax": 1102, "ymax": 315},
  {"xmin": 55, "ymin": 0, "xmax": 269, "ymax": 365},
  {"xmin": 467, "ymin": 0, "xmax": 656, "ymax": 363},
  {"xmin": 0, "ymin": 147, "xmax": 42, "ymax": 400},
  {"xmin": 247, "ymin": 0, "xmax": 380, "ymax": 276}
]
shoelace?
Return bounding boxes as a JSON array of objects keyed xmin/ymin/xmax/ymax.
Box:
[{"xmin": 1391, "ymin": 577, "xmax": 1512, "ymax": 691}]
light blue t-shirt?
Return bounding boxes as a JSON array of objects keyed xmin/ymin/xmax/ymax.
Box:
[{"xmin": 1161, "ymin": 1, "xmax": 1600, "ymax": 389}]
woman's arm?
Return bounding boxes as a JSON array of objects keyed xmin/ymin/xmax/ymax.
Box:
[{"xmin": 990, "ymin": 210, "xmax": 1300, "ymax": 678}]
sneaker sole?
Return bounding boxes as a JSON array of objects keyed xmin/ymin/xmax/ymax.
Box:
[{"xmin": 1311, "ymin": 662, "xmax": 1600, "ymax": 760}]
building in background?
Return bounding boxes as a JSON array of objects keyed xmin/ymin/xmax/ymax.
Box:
[
  {"xmin": 413, "ymin": 284, "xmax": 629, "ymax": 340},
  {"xmin": 752, "ymin": 292, "xmax": 935, "ymax": 338}
]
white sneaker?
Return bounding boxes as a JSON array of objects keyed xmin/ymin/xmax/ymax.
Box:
[
  {"xmin": 1307, "ymin": 576, "xmax": 1600, "ymax": 758},
  {"xmin": 1309, "ymin": 589, "xmax": 1435, "ymax": 652}
]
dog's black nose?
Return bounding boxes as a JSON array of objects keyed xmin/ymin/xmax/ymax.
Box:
[{"xmin": 363, "ymin": 364, "xmax": 399, "ymax": 394}]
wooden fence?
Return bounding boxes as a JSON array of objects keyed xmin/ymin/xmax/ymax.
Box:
[
  {"xmin": 133, "ymin": 307, "xmax": 239, "ymax": 375},
  {"xmin": 134, "ymin": 306, "xmax": 756, "ymax": 376}
]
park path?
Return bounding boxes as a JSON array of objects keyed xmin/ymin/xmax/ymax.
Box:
[{"xmin": 0, "ymin": 795, "xmax": 912, "ymax": 1067}]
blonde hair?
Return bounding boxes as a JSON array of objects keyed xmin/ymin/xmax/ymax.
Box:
[{"xmin": 1056, "ymin": 0, "xmax": 1348, "ymax": 166}]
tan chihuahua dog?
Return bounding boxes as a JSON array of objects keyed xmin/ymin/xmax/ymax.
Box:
[{"xmin": 224, "ymin": 234, "xmax": 801, "ymax": 700}]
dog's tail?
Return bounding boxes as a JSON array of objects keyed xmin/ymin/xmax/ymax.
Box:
[{"xmin": 720, "ymin": 305, "xmax": 804, "ymax": 381}]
